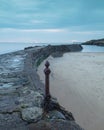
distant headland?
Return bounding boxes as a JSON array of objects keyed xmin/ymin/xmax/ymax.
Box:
[{"xmin": 82, "ymin": 38, "xmax": 104, "ymax": 46}]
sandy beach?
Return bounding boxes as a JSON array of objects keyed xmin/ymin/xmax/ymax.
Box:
[{"xmin": 38, "ymin": 52, "xmax": 104, "ymax": 130}]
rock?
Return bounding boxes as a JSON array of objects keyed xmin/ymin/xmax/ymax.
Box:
[
  {"xmin": 24, "ymin": 46, "xmax": 34, "ymax": 50},
  {"xmin": 0, "ymin": 113, "xmax": 28, "ymax": 130},
  {"xmin": 18, "ymin": 91, "xmax": 44, "ymax": 108},
  {"xmin": 46, "ymin": 110, "xmax": 66, "ymax": 120},
  {"xmin": 21, "ymin": 107, "xmax": 43, "ymax": 122},
  {"xmin": 43, "ymin": 97, "xmax": 75, "ymax": 121},
  {"xmin": 51, "ymin": 52, "xmax": 63, "ymax": 57},
  {"xmin": 33, "ymin": 92, "xmax": 44, "ymax": 107},
  {"xmin": 51, "ymin": 97, "xmax": 58, "ymax": 104},
  {"xmin": 29, "ymin": 119, "xmax": 84, "ymax": 130},
  {"xmin": 59, "ymin": 106, "xmax": 75, "ymax": 121}
]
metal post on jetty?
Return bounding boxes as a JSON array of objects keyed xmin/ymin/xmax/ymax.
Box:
[
  {"xmin": 44, "ymin": 61, "xmax": 51, "ymax": 100},
  {"xmin": 43, "ymin": 61, "xmax": 75, "ymax": 120},
  {"xmin": 44, "ymin": 61, "xmax": 51, "ymax": 112}
]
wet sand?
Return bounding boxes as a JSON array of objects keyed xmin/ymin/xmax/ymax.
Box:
[{"xmin": 37, "ymin": 52, "xmax": 104, "ymax": 130}]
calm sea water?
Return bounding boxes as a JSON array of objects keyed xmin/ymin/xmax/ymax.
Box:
[
  {"xmin": 0, "ymin": 42, "xmax": 70, "ymax": 54},
  {"xmin": 0, "ymin": 43, "xmax": 104, "ymax": 54},
  {"xmin": 0, "ymin": 42, "xmax": 46, "ymax": 54},
  {"xmin": 82, "ymin": 45, "xmax": 104, "ymax": 52}
]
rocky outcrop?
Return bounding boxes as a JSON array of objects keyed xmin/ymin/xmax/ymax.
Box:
[{"xmin": 82, "ymin": 38, "xmax": 104, "ymax": 46}]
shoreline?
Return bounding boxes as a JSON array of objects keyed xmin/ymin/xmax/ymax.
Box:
[{"xmin": 0, "ymin": 44, "xmax": 83, "ymax": 130}]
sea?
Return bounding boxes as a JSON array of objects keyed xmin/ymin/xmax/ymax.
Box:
[
  {"xmin": 82, "ymin": 45, "xmax": 104, "ymax": 52},
  {"xmin": 0, "ymin": 42, "xmax": 104, "ymax": 54},
  {"xmin": 0, "ymin": 42, "xmax": 46, "ymax": 54}
]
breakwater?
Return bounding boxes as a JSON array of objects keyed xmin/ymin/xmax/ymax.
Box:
[{"xmin": 0, "ymin": 44, "xmax": 83, "ymax": 130}]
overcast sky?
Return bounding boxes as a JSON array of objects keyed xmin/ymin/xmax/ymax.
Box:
[{"xmin": 0, "ymin": 0, "xmax": 104, "ymax": 43}]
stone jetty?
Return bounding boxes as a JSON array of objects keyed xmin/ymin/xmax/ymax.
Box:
[{"xmin": 0, "ymin": 44, "xmax": 84, "ymax": 130}]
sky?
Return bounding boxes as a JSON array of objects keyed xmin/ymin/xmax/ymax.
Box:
[{"xmin": 0, "ymin": 0, "xmax": 104, "ymax": 43}]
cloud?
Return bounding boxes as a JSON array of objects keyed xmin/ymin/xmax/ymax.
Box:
[
  {"xmin": 0, "ymin": 0, "xmax": 104, "ymax": 42},
  {"xmin": 0, "ymin": 27, "xmax": 104, "ymax": 43},
  {"xmin": 0, "ymin": 0, "xmax": 104, "ymax": 30}
]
